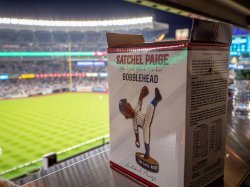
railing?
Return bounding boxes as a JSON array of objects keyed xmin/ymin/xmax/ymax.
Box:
[{"xmin": 0, "ymin": 134, "xmax": 110, "ymax": 180}]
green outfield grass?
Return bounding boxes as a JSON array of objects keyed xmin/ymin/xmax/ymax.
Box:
[{"xmin": 0, "ymin": 93, "xmax": 109, "ymax": 179}]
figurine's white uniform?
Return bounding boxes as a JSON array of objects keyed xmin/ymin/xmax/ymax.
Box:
[{"xmin": 132, "ymin": 101, "xmax": 155, "ymax": 144}]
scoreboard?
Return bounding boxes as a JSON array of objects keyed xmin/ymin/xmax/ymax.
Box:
[{"xmin": 230, "ymin": 35, "xmax": 250, "ymax": 56}]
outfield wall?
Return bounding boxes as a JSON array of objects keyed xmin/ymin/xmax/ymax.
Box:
[{"xmin": 0, "ymin": 86, "xmax": 108, "ymax": 100}]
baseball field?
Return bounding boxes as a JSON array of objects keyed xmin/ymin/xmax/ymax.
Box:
[{"xmin": 0, "ymin": 93, "xmax": 109, "ymax": 180}]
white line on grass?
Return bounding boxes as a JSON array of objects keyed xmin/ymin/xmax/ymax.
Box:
[
  {"xmin": 0, "ymin": 158, "xmax": 43, "ymax": 176},
  {"xmin": 56, "ymin": 134, "xmax": 109, "ymax": 154}
]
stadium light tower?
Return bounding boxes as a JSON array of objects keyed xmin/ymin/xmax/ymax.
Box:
[{"xmin": 68, "ymin": 43, "xmax": 73, "ymax": 92}]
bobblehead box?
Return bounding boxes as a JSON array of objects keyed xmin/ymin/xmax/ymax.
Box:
[{"xmin": 107, "ymin": 19, "xmax": 232, "ymax": 187}]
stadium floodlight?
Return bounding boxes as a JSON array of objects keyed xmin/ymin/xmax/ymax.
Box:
[
  {"xmin": 0, "ymin": 52, "xmax": 107, "ymax": 57},
  {"xmin": 0, "ymin": 17, "xmax": 153, "ymax": 27}
]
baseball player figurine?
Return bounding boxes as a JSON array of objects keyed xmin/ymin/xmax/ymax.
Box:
[{"xmin": 119, "ymin": 86, "xmax": 162, "ymax": 160}]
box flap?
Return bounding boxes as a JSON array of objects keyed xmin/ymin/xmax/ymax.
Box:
[
  {"xmin": 190, "ymin": 19, "xmax": 233, "ymax": 45},
  {"xmin": 106, "ymin": 33, "xmax": 144, "ymax": 48}
]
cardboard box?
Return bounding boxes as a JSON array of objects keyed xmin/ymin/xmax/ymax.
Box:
[{"xmin": 107, "ymin": 19, "xmax": 232, "ymax": 187}]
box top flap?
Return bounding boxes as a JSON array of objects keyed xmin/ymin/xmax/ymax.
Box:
[
  {"xmin": 106, "ymin": 33, "xmax": 144, "ymax": 48},
  {"xmin": 106, "ymin": 20, "xmax": 232, "ymax": 49},
  {"xmin": 190, "ymin": 19, "xmax": 233, "ymax": 45}
]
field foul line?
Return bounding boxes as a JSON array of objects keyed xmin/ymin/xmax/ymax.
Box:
[
  {"xmin": 0, "ymin": 134, "xmax": 110, "ymax": 176},
  {"xmin": 56, "ymin": 134, "xmax": 109, "ymax": 154},
  {"xmin": 0, "ymin": 158, "xmax": 43, "ymax": 176}
]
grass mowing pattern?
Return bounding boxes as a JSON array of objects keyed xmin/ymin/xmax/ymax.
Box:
[{"xmin": 0, "ymin": 93, "xmax": 109, "ymax": 179}]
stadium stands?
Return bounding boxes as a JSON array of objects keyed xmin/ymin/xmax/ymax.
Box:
[{"xmin": 0, "ymin": 17, "xmax": 168, "ymax": 99}]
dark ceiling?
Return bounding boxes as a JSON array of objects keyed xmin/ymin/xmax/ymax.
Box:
[{"xmin": 126, "ymin": 0, "xmax": 250, "ymax": 29}]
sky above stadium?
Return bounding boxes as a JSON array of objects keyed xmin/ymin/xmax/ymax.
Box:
[{"xmin": 0, "ymin": 0, "xmax": 192, "ymax": 37}]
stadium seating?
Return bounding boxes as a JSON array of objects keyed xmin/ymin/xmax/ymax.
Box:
[{"xmin": 0, "ymin": 21, "xmax": 167, "ymax": 99}]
